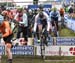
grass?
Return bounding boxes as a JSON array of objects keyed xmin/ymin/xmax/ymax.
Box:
[
  {"xmin": 1, "ymin": 56, "xmax": 75, "ymax": 63},
  {"xmin": 59, "ymin": 27, "xmax": 75, "ymax": 37}
]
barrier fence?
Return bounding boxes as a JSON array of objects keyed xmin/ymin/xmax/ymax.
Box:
[{"xmin": 0, "ymin": 37, "xmax": 75, "ymax": 56}]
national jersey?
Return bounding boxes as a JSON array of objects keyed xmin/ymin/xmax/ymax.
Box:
[
  {"xmin": 49, "ymin": 11, "xmax": 60, "ymax": 21},
  {"xmin": 0, "ymin": 21, "xmax": 13, "ymax": 37},
  {"xmin": 59, "ymin": 8, "xmax": 65, "ymax": 16}
]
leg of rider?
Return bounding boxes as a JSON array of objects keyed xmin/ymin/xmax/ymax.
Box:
[
  {"xmin": 5, "ymin": 43, "xmax": 12, "ymax": 63},
  {"xmin": 56, "ymin": 20, "xmax": 59, "ymax": 36},
  {"xmin": 53, "ymin": 21, "xmax": 57, "ymax": 37},
  {"xmin": 3, "ymin": 34, "xmax": 13, "ymax": 63},
  {"xmin": 51, "ymin": 20, "xmax": 55, "ymax": 33},
  {"xmin": 38, "ymin": 24, "xmax": 43, "ymax": 42},
  {"xmin": 48, "ymin": 23, "xmax": 52, "ymax": 38}
]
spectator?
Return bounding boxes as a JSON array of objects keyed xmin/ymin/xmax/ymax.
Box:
[
  {"xmin": 28, "ymin": 9, "xmax": 34, "ymax": 37},
  {"xmin": 16, "ymin": 8, "xmax": 28, "ymax": 45},
  {"xmin": 0, "ymin": 15, "xmax": 13, "ymax": 63}
]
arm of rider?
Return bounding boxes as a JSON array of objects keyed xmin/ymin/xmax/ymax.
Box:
[
  {"xmin": 33, "ymin": 14, "xmax": 38, "ymax": 32},
  {"xmin": 43, "ymin": 12, "xmax": 50, "ymax": 32}
]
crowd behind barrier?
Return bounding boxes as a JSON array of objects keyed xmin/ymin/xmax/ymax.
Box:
[{"xmin": 0, "ymin": 3, "xmax": 75, "ymax": 56}]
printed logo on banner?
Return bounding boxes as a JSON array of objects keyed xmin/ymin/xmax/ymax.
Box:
[
  {"xmin": 12, "ymin": 46, "xmax": 34, "ymax": 55},
  {"xmin": 36, "ymin": 46, "xmax": 59, "ymax": 56},
  {"xmin": 69, "ymin": 47, "xmax": 75, "ymax": 55},
  {"xmin": 56, "ymin": 37, "xmax": 75, "ymax": 45},
  {"xmin": 60, "ymin": 46, "xmax": 75, "ymax": 56}
]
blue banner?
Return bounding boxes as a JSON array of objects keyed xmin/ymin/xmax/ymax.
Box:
[
  {"xmin": 0, "ymin": 46, "xmax": 5, "ymax": 55},
  {"xmin": 56, "ymin": 37, "xmax": 75, "ymax": 45},
  {"xmin": 12, "ymin": 46, "xmax": 34, "ymax": 55},
  {"xmin": 34, "ymin": 37, "xmax": 53, "ymax": 45},
  {"xmin": 28, "ymin": 4, "xmax": 52, "ymax": 9},
  {"xmin": 64, "ymin": 15, "xmax": 75, "ymax": 31}
]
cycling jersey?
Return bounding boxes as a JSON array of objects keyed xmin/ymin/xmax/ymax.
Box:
[
  {"xmin": 33, "ymin": 11, "xmax": 50, "ymax": 32},
  {"xmin": 0, "ymin": 20, "xmax": 13, "ymax": 37},
  {"xmin": 59, "ymin": 8, "xmax": 65, "ymax": 16},
  {"xmin": 49, "ymin": 11, "xmax": 60, "ymax": 21}
]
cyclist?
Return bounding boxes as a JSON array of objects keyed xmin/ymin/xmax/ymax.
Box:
[
  {"xmin": 0, "ymin": 15, "xmax": 13, "ymax": 63},
  {"xmin": 49, "ymin": 7, "xmax": 60, "ymax": 37},
  {"xmin": 33, "ymin": 4, "xmax": 50, "ymax": 45},
  {"xmin": 59, "ymin": 8, "xmax": 65, "ymax": 28}
]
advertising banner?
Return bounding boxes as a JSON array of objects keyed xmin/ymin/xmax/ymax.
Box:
[
  {"xmin": 71, "ymin": 20, "xmax": 75, "ymax": 31},
  {"xmin": 36, "ymin": 46, "xmax": 59, "ymax": 56},
  {"xmin": 61, "ymin": 46, "xmax": 75, "ymax": 56},
  {"xmin": 56, "ymin": 37, "xmax": 75, "ymax": 45},
  {"xmin": 36, "ymin": 46, "xmax": 75, "ymax": 56},
  {"xmin": 28, "ymin": 4, "xmax": 52, "ymax": 9},
  {"xmin": 64, "ymin": 16, "xmax": 75, "ymax": 32},
  {"xmin": 34, "ymin": 38, "xmax": 53, "ymax": 46},
  {"xmin": 12, "ymin": 46, "xmax": 34, "ymax": 55}
]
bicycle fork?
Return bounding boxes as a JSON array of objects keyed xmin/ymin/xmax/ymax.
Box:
[{"xmin": 40, "ymin": 36, "xmax": 45, "ymax": 59}]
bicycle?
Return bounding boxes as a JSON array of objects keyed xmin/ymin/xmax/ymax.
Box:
[
  {"xmin": 40, "ymin": 28, "xmax": 47, "ymax": 59},
  {"xmin": 34, "ymin": 27, "xmax": 49, "ymax": 59}
]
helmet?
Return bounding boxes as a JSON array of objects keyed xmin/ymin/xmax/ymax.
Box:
[
  {"xmin": 38, "ymin": 4, "xmax": 44, "ymax": 10},
  {"xmin": 53, "ymin": 7, "xmax": 57, "ymax": 12},
  {"xmin": 39, "ymin": 12, "xmax": 44, "ymax": 18}
]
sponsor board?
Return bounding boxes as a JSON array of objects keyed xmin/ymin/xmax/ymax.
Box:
[
  {"xmin": 36, "ymin": 46, "xmax": 75, "ymax": 56},
  {"xmin": 56, "ymin": 37, "xmax": 75, "ymax": 45},
  {"xmin": 61, "ymin": 46, "xmax": 75, "ymax": 56},
  {"xmin": 64, "ymin": 16, "xmax": 75, "ymax": 32},
  {"xmin": 12, "ymin": 46, "xmax": 34, "ymax": 55},
  {"xmin": 34, "ymin": 38, "xmax": 53, "ymax": 46},
  {"xmin": 36, "ymin": 46, "xmax": 59, "ymax": 56}
]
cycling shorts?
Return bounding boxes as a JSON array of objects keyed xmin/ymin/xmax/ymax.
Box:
[{"xmin": 3, "ymin": 33, "xmax": 13, "ymax": 44}]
